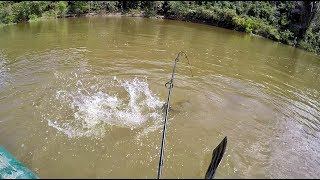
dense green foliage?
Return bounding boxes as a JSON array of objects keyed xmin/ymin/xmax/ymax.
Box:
[{"xmin": 0, "ymin": 1, "xmax": 319, "ymax": 55}]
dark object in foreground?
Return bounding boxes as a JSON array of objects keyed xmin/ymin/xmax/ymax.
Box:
[
  {"xmin": 205, "ymin": 136, "xmax": 228, "ymax": 179},
  {"xmin": 0, "ymin": 146, "xmax": 39, "ymax": 179}
]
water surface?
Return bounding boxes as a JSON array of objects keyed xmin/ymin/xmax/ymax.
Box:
[{"xmin": 0, "ymin": 16, "xmax": 319, "ymax": 178}]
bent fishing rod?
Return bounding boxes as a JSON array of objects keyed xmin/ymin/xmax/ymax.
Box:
[
  {"xmin": 157, "ymin": 51, "xmax": 227, "ymax": 179},
  {"xmin": 157, "ymin": 51, "xmax": 192, "ymax": 179}
]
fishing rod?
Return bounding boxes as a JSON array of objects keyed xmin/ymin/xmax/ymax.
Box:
[
  {"xmin": 157, "ymin": 51, "xmax": 192, "ymax": 179},
  {"xmin": 157, "ymin": 51, "xmax": 227, "ymax": 179}
]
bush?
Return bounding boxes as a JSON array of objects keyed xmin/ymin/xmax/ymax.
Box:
[
  {"xmin": 142, "ymin": 1, "xmax": 157, "ymax": 17},
  {"xmin": 280, "ymin": 29, "xmax": 295, "ymax": 45},
  {"xmin": 42, "ymin": 9, "xmax": 57, "ymax": 19},
  {"xmin": 233, "ymin": 16, "xmax": 277, "ymax": 36},
  {"xmin": 299, "ymin": 29, "xmax": 320, "ymax": 54},
  {"xmin": 29, "ymin": 1, "xmax": 48, "ymax": 17},
  {"xmin": 68, "ymin": 1, "xmax": 88, "ymax": 15},
  {"xmin": 167, "ymin": 1, "xmax": 189, "ymax": 18},
  {"xmin": 57, "ymin": 1, "xmax": 67, "ymax": 17},
  {"xmin": 12, "ymin": 2, "xmax": 31, "ymax": 22},
  {"xmin": 89, "ymin": 1, "xmax": 118, "ymax": 13},
  {"xmin": 105, "ymin": 1, "xmax": 118, "ymax": 12},
  {"xmin": 218, "ymin": 9, "xmax": 237, "ymax": 27},
  {"xmin": 143, "ymin": 8, "xmax": 156, "ymax": 17},
  {"xmin": 0, "ymin": 5, "xmax": 14, "ymax": 24}
]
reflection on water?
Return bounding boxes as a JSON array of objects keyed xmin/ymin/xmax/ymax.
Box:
[{"xmin": 0, "ymin": 17, "xmax": 319, "ymax": 178}]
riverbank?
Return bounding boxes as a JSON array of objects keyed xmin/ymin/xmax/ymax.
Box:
[
  {"xmin": 84, "ymin": 12, "xmax": 164, "ymax": 19},
  {"xmin": 0, "ymin": 1, "xmax": 319, "ymax": 56},
  {"xmin": 63, "ymin": 11, "xmax": 319, "ymax": 56}
]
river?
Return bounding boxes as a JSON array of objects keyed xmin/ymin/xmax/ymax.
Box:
[{"xmin": 0, "ymin": 16, "xmax": 319, "ymax": 178}]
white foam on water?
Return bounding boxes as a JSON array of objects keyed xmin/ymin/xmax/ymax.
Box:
[
  {"xmin": 47, "ymin": 77, "xmax": 164, "ymax": 139},
  {"xmin": 0, "ymin": 153, "xmax": 24, "ymax": 179}
]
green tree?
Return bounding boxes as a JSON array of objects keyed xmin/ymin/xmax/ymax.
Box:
[
  {"xmin": 57, "ymin": 1, "xmax": 68, "ymax": 17},
  {"xmin": 68, "ymin": 1, "xmax": 88, "ymax": 14}
]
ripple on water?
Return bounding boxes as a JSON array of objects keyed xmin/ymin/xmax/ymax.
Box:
[{"xmin": 198, "ymin": 74, "xmax": 320, "ymax": 178}]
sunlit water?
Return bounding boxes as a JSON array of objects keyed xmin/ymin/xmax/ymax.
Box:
[{"xmin": 0, "ymin": 17, "xmax": 319, "ymax": 178}]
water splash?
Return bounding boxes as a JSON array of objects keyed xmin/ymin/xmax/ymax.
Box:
[
  {"xmin": 47, "ymin": 77, "xmax": 164, "ymax": 139},
  {"xmin": 0, "ymin": 154, "xmax": 24, "ymax": 179}
]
